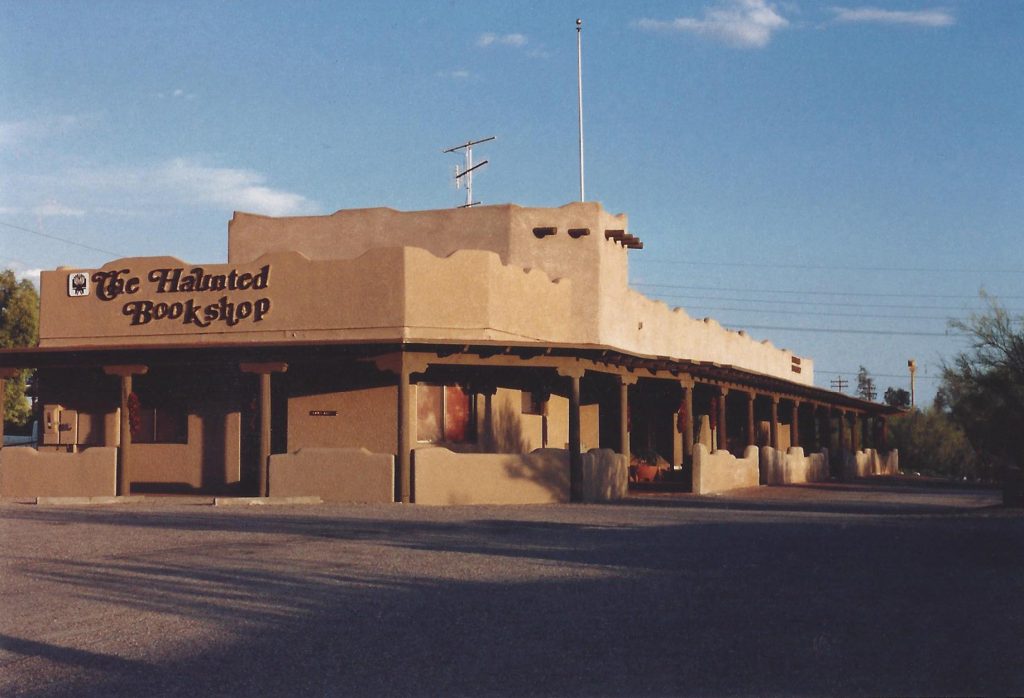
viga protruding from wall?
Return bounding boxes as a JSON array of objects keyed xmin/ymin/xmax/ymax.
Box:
[
  {"xmin": 692, "ymin": 443, "xmax": 760, "ymax": 495},
  {"xmin": 268, "ymin": 448, "xmax": 395, "ymax": 503},
  {"xmin": 412, "ymin": 447, "xmax": 627, "ymax": 505},
  {"xmin": 0, "ymin": 447, "xmax": 117, "ymax": 498}
]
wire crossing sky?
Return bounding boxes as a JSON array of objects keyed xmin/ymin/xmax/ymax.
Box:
[{"xmin": 1, "ymin": 1, "xmax": 1021, "ymax": 402}]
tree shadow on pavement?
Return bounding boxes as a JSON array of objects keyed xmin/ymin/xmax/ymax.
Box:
[{"xmin": 2, "ymin": 503, "xmax": 1023, "ymax": 697}]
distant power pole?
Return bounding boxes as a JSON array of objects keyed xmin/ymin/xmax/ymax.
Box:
[{"xmin": 830, "ymin": 376, "xmax": 849, "ymax": 393}]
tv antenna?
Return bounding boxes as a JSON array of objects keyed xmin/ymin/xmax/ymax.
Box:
[{"xmin": 444, "ymin": 136, "xmax": 495, "ymax": 208}]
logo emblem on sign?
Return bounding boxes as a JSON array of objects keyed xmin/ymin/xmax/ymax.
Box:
[{"xmin": 68, "ymin": 272, "xmax": 89, "ymax": 297}]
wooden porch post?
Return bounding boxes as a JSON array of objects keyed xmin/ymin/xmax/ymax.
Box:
[
  {"xmin": 619, "ymin": 374, "xmax": 637, "ymax": 460},
  {"xmin": 240, "ymin": 362, "xmax": 288, "ymax": 497},
  {"xmin": 103, "ymin": 365, "xmax": 149, "ymax": 496},
  {"xmin": 791, "ymin": 399, "xmax": 801, "ymax": 449},
  {"xmin": 746, "ymin": 392, "xmax": 755, "ymax": 448},
  {"xmin": 398, "ymin": 366, "xmax": 412, "ymax": 503},
  {"xmin": 681, "ymin": 375, "xmax": 694, "ymax": 463},
  {"xmin": 558, "ymin": 366, "xmax": 586, "ymax": 503},
  {"xmin": 716, "ymin": 387, "xmax": 729, "ymax": 453},
  {"xmin": 770, "ymin": 395, "xmax": 780, "ymax": 450}
]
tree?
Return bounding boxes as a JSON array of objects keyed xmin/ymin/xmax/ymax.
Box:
[
  {"xmin": 856, "ymin": 365, "xmax": 877, "ymax": 401},
  {"xmin": 888, "ymin": 407, "xmax": 981, "ymax": 480},
  {"xmin": 939, "ymin": 294, "xmax": 1024, "ymax": 476},
  {"xmin": 884, "ymin": 387, "xmax": 911, "ymax": 410},
  {"xmin": 0, "ymin": 270, "xmax": 39, "ymax": 426}
]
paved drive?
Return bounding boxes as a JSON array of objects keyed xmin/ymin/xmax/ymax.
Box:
[{"xmin": 2, "ymin": 481, "xmax": 1022, "ymax": 696}]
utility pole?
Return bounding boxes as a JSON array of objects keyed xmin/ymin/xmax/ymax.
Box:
[{"xmin": 830, "ymin": 376, "xmax": 849, "ymax": 393}]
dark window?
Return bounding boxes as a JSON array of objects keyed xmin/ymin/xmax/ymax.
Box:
[{"xmin": 134, "ymin": 407, "xmax": 187, "ymax": 444}]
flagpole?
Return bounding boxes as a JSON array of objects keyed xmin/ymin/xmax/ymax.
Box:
[{"xmin": 576, "ymin": 17, "xmax": 585, "ymax": 202}]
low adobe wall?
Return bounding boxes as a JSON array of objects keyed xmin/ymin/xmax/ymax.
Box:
[
  {"xmin": 761, "ymin": 447, "xmax": 830, "ymax": 485},
  {"xmin": 844, "ymin": 449, "xmax": 899, "ymax": 479},
  {"xmin": 0, "ymin": 447, "xmax": 117, "ymax": 498},
  {"xmin": 692, "ymin": 444, "xmax": 760, "ymax": 495},
  {"xmin": 413, "ymin": 447, "xmax": 627, "ymax": 505},
  {"xmin": 268, "ymin": 448, "xmax": 394, "ymax": 503},
  {"xmin": 581, "ymin": 449, "xmax": 629, "ymax": 503}
]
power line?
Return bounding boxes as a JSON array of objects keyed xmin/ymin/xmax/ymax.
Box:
[
  {"xmin": 644, "ymin": 291, "xmax": 1014, "ymax": 313},
  {"xmin": 683, "ymin": 305, "xmax": 964, "ymax": 322},
  {"xmin": 724, "ymin": 323, "xmax": 967, "ymax": 337},
  {"xmin": 634, "ymin": 258, "xmax": 1024, "ymax": 275},
  {"xmin": 634, "ymin": 281, "xmax": 1024, "ymax": 301},
  {"xmin": 818, "ymin": 370, "xmax": 941, "ymax": 381},
  {"xmin": 0, "ymin": 220, "xmax": 124, "ymax": 258}
]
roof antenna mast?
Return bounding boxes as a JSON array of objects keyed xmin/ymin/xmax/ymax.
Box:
[{"xmin": 444, "ymin": 136, "xmax": 495, "ymax": 208}]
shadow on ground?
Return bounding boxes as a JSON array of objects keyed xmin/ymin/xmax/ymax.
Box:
[{"xmin": 1, "ymin": 491, "xmax": 1022, "ymax": 697}]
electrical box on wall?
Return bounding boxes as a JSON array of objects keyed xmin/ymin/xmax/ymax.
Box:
[{"xmin": 42, "ymin": 404, "xmax": 79, "ymax": 446}]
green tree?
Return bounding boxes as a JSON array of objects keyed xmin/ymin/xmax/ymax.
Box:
[
  {"xmin": 0, "ymin": 270, "xmax": 39, "ymax": 426},
  {"xmin": 939, "ymin": 294, "xmax": 1024, "ymax": 477},
  {"xmin": 888, "ymin": 408, "xmax": 981, "ymax": 480},
  {"xmin": 884, "ymin": 387, "xmax": 911, "ymax": 409},
  {"xmin": 856, "ymin": 365, "xmax": 877, "ymax": 401}
]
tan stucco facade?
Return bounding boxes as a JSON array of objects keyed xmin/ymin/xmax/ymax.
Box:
[
  {"xmin": 40, "ymin": 202, "xmax": 811, "ymax": 384},
  {"xmin": 1, "ymin": 201, "xmax": 896, "ymax": 501}
]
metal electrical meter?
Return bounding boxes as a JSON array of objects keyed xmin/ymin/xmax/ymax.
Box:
[{"xmin": 42, "ymin": 405, "xmax": 78, "ymax": 446}]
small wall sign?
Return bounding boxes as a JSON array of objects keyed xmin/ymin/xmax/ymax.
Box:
[
  {"xmin": 309, "ymin": 410, "xmax": 338, "ymax": 417},
  {"xmin": 68, "ymin": 272, "xmax": 90, "ymax": 297}
]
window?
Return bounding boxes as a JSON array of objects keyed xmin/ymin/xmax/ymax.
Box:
[
  {"xmin": 417, "ymin": 384, "xmax": 473, "ymax": 443},
  {"xmin": 133, "ymin": 407, "xmax": 187, "ymax": 444}
]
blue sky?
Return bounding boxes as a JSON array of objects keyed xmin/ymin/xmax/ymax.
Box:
[{"xmin": 1, "ymin": 1, "xmax": 1021, "ymax": 402}]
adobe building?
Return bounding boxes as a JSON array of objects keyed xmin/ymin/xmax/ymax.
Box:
[{"xmin": 0, "ymin": 202, "xmax": 898, "ymax": 504}]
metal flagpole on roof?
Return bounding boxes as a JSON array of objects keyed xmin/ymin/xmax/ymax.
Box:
[{"xmin": 577, "ymin": 17, "xmax": 585, "ymax": 202}]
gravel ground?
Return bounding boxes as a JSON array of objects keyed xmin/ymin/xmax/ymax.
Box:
[{"xmin": 1, "ymin": 482, "xmax": 1021, "ymax": 697}]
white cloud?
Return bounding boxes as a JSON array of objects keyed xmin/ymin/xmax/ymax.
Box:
[
  {"xmin": 636, "ymin": 0, "xmax": 789, "ymax": 48},
  {"xmin": 156, "ymin": 158, "xmax": 316, "ymax": 216},
  {"xmin": 476, "ymin": 32, "xmax": 527, "ymax": 48},
  {"xmin": 33, "ymin": 201, "xmax": 86, "ymax": 217},
  {"xmin": 436, "ymin": 69, "xmax": 472, "ymax": 80},
  {"xmin": 0, "ymin": 115, "xmax": 81, "ymax": 148},
  {"xmin": 0, "ymin": 259, "xmax": 43, "ymax": 286},
  {"xmin": 4, "ymin": 158, "xmax": 318, "ymax": 219},
  {"xmin": 830, "ymin": 7, "xmax": 955, "ymax": 27},
  {"xmin": 157, "ymin": 88, "xmax": 196, "ymax": 100}
]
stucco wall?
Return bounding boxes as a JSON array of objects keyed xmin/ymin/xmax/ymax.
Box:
[
  {"xmin": 692, "ymin": 443, "xmax": 760, "ymax": 495},
  {"xmin": 128, "ymin": 411, "xmax": 241, "ymax": 493},
  {"xmin": 761, "ymin": 446, "xmax": 829, "ymax": 485},
  {"xmin": 38, "ymin": 202, "xmax": 812, "ymax": 385},
  {"xmin": 412, "ymin": 446, "xmax": 625, "ymax": 505},
  {"xmin": 845, "ymin": 449, "xmax": 899, "ymax": 479},
  {"xmin": 581, "ymin": 449, "xmax": 629, "ymax": 503},
  {"xmin": 0, "ymin": 447, "xmax": 117, "ymax": 498},
  {"xmin": 268, "ymin": 447, "xmax": 394, "ymax": 503},
  {"xmin": 413, "ymin": 447, "xmax": 569, "ymax": 505},
  {"xmin": 478, "ymin": 389, "xmax": 600, "ymax": 454},
  {"xmin": 289, "ymin": 385, "xmax": 396, "ymax": 454}
]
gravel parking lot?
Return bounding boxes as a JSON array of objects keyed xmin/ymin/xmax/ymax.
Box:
[{"xmin": 2, "ymin": 481, "xmax": 1021, "ymax": 697}]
